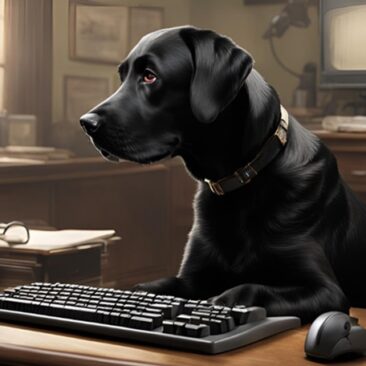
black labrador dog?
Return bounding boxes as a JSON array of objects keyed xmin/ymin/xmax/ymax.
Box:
[{"xmin": 80, "ymin": 26, "xmax": 366, "ymax": 323}]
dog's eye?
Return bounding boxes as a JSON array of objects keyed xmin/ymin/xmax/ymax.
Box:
[{"xmin": 143, "ymin": 70, "xmax": 157, "ymax": 84}]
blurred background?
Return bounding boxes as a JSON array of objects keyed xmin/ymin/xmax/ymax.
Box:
[{"xmin": 0, "ymin": 0, "xmax": 365, "ymax": 291}]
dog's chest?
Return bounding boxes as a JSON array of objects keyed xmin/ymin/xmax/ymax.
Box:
[{"xmin": 196, "ymin": 192, "xmax": 267, "ymax": 274}]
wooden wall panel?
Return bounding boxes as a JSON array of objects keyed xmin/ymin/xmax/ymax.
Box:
[
  {"xmin": 53, "ymin": 165, "xmax": 170, "ymax": 287},
  {"xmin": 0, "ymin": 183, "xmax": 51, "ymax": 224}
]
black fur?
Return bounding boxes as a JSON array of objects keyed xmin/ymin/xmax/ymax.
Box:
[{"xmin": 80, "ymin": 26, "xmax": 366, "ymax": 324}]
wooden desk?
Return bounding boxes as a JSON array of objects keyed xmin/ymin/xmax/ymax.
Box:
[
  {"xmin": 0, "ymin": 240, "xmax": 117, "ymax": 290},
  {"xmin": 0, "ymin": 308, "xmax": 365, "ymax": 366},
  {"xmin": 0, "ymin": 157, "xmax": 195, "ymax": 289}
]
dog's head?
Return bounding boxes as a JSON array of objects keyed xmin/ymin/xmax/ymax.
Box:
[{"xmin": 80, "ymin": 26, "xmax": 253, "ymax": 164}]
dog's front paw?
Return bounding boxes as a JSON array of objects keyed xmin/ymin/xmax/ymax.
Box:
[
  {"xmin": 131, "ymin": 276, "xmax": 182, "ymax": 296},
  {"xmin": 131, "ymin": 281, "xmax": 163, "ymax": 294},
  {"xmin": 208, "ymin": 284, "xmax": 256, "ymax": 307},
  {"xmin": 208, "ymin": 292, "xmax": 238, "ymax": 307}
]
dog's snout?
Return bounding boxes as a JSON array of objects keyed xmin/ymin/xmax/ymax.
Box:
[{"xmin": 80, "ymin": 113, "xmax": 102, "ymax": 134}]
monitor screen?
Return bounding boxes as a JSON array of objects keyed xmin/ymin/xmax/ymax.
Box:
[{"xmin": 320, "ymin": 0, "xmax": 366, "ymax": 88}]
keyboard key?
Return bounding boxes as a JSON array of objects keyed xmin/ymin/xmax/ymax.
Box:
[
  {"xmin": 49, "ymin": 304, "xmax": 65, "ymax": 317},
  {"xmin": 192, "ymin": 310, "xmax": 212, "ymax": 317},
  {"xmin": 144, "ymin": 307, "xmax": 163, "ymax": 315},
  {"xmin": 182, "ymin": 303, "xmax": 197, "ymax": 314},
  {"xmin": 187, "ymin": 300, "xmax": 199, "ymax": 305},
  {"xmin": 2, "ymin": 298, "xmax": 31, "ymax": 311},
  {"xmin": 176, "ymin": 314, "xmax": 191, "ymax": 322},
  {"xmin": 130, "ymin": 316, "xmax": 155, "ymax": 330},
  {"xmin": 64, "ymin": 305, "xmax": 96, "ymax": 321},
  {"xmin": 150, "ymin": 303, "xmax": 179, "ymax": 318},
  {"xmin": 119, "ymin": 313, "xmax": 131, "ymax": 326},
  {"xmin": 109, "ymin": 312, "xmax": 121, "ymax": 325},
  {"xmin": 214, "ymin": 315, "xmax": 235, "ymax": 331},
  {"xmin": 17, "ymin": 295, "xmax": 34, "ymax": 301},
  {"xmin": 141, "ymin": 312, "xmax": 163, "ymax": 328},
  {"xmin": 230, "ymin": 306, "xmax": 266, "ymax": 325},
  {"xmin": 162, "ymin": 320, "xmax": 174, "ymax": 334},
  {"xmin": 173, "ymin": 321, "xmax": 186, "ymax": 335},
  {"xmin": 201, "ymin": 317, "xmax": 226, "ymax": 335},
  {"xmin": 102, "ymin": 297, "xmax": 117, "ymax": 302},
  {"xmin": 133, "ymin": 291, "xmax": 148, "ymax": 296},
  {"xmin": 99, "ymin": 301, "xmax": 115, "ymax": 307},
  {"xmin": 96, "ymin": 310, "xmax": 110, "ymax": 323},
  {"xmin": 185, "ymin": 323, "xmax": 210, "ymax": 338}
]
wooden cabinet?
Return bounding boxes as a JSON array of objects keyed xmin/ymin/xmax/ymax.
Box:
[
  {"xmin": 315, "ymin": 131, "xmax": 366, "ymax": 204},
  {"xmin": 0, "ymin": 158, "xmax": 189, "ymax": 289},
  {"xmin": 0, "ymin": 243, "xmax": 105, "ymax": 290}
]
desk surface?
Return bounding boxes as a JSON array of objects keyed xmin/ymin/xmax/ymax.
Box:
[{"xmin": 0, "ymin": 308, "xmax": 365, "ymax": 366}]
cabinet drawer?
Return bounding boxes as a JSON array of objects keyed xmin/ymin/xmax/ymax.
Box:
[
  {"xmin": 0, "ymin": 264, "xmax": 41, "ymax": 289},
  {"xmin": 333, "ymin": 152, "xmax": 366, "ymax": 178},
  {"xmin": 43, "ymin": 246, "xmax": 102, "ymax": 283},
  {"xmin": 315, "ymin": 132, "xmax": 366, "ymax": 205}
]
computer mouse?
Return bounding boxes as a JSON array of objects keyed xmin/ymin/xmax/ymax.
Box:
[{"xmin": 305, "ymin": 311, "xmax": 366, "ymax": 360}]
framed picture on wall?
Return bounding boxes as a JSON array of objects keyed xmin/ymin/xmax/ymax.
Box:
[
  {"xmin": 243, "ymin": 0, "xmax": 317, "ymax": 4},
  {"xmin": 129, "ymin": 7, "xmax": 164, "ymax": 48},
  {"xmin": 69, "ymin": 1, "xmax": 129, "ymax": 64},
  {"xmin": 244, "ymin": 0, "xmax": 288, "ymax": 3},
  {"xmin": 64, "ymin": 75, "xmax": 110, "ymax": 123}
]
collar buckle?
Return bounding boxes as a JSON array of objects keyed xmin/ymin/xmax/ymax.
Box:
[
  {"xmin": 204, "ymin": 179, "xmax": 225, "ymax": 196},
  {"xmin": 275, "ymin": 123, "xmax": 287, "ymax": 145},
  {"xmin": 236, "ymin": 164, "xmax": 257, "ymax": 184},
  {"xmin": 275, "ymin": 105, "xmax": 289, "ymax": 146}
]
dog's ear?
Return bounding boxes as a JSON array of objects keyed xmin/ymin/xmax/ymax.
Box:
[{"xmin": 180, "ymin": 28, "xmax": 253, "ymax": 123}]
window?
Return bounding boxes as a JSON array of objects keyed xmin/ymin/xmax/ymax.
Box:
[{"xmin": 0, "ymin": 0, "xmax": 4, "ymax": 110}]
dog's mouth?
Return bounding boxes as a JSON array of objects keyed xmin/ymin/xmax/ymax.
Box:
[
  {"xmin": 87, "ymin": 137, "xmax": 121, "ymax": 162},
  {"xmin": 134, "ymin": 138, "xmax": 182, "ymax": 164},
  {"xmin": 96, "ymin": 145, "xmax": 174, "ymax": 164},
  {"xmin": 136, "ymin": 149, "xmax": 174, "ymax": 164},
  {"xmin": 99, "ymin": 148, "xmax": 121, "ymax": 162},
  {"xmin": 91, "ymin": 137, "xmax": 181, "ymax": 164}
]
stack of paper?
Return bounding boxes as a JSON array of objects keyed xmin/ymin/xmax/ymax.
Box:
[
  {"xmin": 0, "ymin": 229, "xmax": 116, "ymax": 253},
  {"xmin": 0, "ymin": 146, "xmax": 74, "ymax": 161},
  {"xmin": 322, "ymin": 116, "xmax": 366, "ymax": 132}
]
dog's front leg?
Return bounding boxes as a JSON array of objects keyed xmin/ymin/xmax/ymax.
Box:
[
  {"xmin": 132, "ymin": 234, "xmax": 224, "ymax": 298},
  {"xmin": 208, "ymin": 240, "xmax": 350, "ymax": 325},
  {"xmin": 131, "ymin": 276, "xmax": 191, "ymax": 297},
  {"xmin": 208, "ymin": 281, "xmax": 349, "ymax": 324}
]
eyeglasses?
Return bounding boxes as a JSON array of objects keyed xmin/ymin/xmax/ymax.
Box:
[{"xmin": 0, "ymin": 221, "xmax": 30, "ymax": 245}]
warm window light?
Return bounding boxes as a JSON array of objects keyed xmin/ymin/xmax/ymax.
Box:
[
  {"xmin": 326, "ymin": 6, "xmax": 366, "ymax": 71},
  {"xmin": 0, "ymin": 0, "xmax": 4, "ymax": 111}
]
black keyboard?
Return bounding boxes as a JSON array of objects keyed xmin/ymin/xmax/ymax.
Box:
[{"xmin": 0, "ymin": 283, "xmax": 300, "ymax": 354}]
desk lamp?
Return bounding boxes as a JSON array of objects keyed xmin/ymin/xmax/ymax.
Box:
[{"xmin": 263, "ymin": 0, "xmax": 316, "ymax": 108}]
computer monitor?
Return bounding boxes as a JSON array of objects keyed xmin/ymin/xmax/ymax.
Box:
[{"xmin": 320, "ymin": 0, "xmax": 366, "ymax": 88}]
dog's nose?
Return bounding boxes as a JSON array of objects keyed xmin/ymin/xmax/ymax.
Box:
[{"xmin": 80, "ymin": 113, "xmax": 102, "ymax": 134}]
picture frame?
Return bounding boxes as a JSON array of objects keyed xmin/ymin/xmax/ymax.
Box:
[
  {"xmin": 129, "ymin": 7, "xmax": 164, "ymax": 48},
  {"xmin": 4, "ymin": 115, "xmax": 37, "ymax": 146},
  {"xmin": 69, "ymin": 0, "xmax": 129, "ymax": 64},
  {"xmin": 244, "ymin": 0, "xmax": 317, "ymax": 4},
  {"xmin": 64, "ymin": 75, "xmax": 110, "ymax": 124},
  {"xmin": 244, "ymin": 0, "xmax": 288, "ymax": 3}
]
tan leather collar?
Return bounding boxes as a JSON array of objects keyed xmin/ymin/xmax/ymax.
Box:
[{"xmin": 204, "ymin": 105, "xmax": 289, "ymax": 196}]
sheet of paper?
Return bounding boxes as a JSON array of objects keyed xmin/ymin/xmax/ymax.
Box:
[
  {"xmin": 0, "ymin": 229, "xmax": 116, "ymax": 252},
  {"xmin": 0, "ymin": 157, "xmax": 45, "ymax": 165}
]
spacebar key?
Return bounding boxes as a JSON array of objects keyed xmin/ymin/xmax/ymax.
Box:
[
  {"xmin": 230, "ymin": 306, "xmax": 266, "ymax": 325},
  {"xmin": 63, "ymin": 306, "xmax": 97, "ymax": 321}
]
